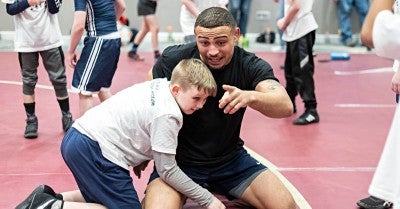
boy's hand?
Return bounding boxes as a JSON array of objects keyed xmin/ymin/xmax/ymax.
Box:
[
  {"xmin": 66, "ymin": 51, "xmax": 77, "ymax": 69},
  {"xmin": 206, "ymin": 197, "xmax": 225, "ymax": 209},
  {"xmin": 392, "ymin": 71, "xmax": 400, "ymax": 94},
  {"xmin": 277, "ymin": 18, "xmax": 287, "ymax": 31}
]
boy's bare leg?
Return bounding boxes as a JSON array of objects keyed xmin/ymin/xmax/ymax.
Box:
[
  {"xmin": 135, "ymin": 18, "xmax": 150, "ymax": 45},
  {"xmin": 23, "ymin": 94, "xmax": 35, "ymax": 103},
  {"xmin": 63, "ymin": 202, "xmax": 107, "ymax": 209},
  {"xmin": 145, "ymin": 15, "xmax": 159, "ymax": 51},
  {"xmin": 240, "ymin": 170, "xmax": 297, "ymax": 209},
  {"xmin": 61, "ymin": 190, "xmax": 86, "ymax": 202},
  {"xmin": 98, "ymin": 90, "xmax": 112, "ymax": 102},
  {"xmin": 61, "ymin": 190, "xmax": 107, "ymax": 209},
  {"xmin": 79, "ymin": 94, "xmax": 93, "ymax": 116},
  {"xmin": 142, "ymin": 178, "xmax": 185, "ymax": 209}
]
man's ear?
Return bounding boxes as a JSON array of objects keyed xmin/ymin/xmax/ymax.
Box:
[{"xmin": 233, "ymin": 27, "xmax": 241, "ymax": 42}]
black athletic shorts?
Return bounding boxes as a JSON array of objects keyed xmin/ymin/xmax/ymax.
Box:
[
  {"xmin": 148, "ymin": 147, "xmax": 267, "ymax": 198},
  {"xmin": 138, "ymin": 0, "xmax": 157, "ymax": 16}
]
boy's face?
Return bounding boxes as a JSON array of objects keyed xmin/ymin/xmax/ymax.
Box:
[{"xmin": 172, "ymin": 85, "xmax": 209, "ymax": 115}]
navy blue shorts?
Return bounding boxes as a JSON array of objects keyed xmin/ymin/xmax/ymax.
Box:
[
  {"xmin": 72, "ymin": 36, "xmax": 120, "ymax": 95},
  {"xmin": 61, "ymin": 128, "xmax": 141, "ymax": 209},
  {"xmin": 148, "ymin": 147, "xmax": 267, "ymax": 198}
]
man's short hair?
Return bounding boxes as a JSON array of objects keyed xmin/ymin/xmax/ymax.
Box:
[{"xmin": 194, "ymin": 7, "xmax": 237, "ymax": 30}]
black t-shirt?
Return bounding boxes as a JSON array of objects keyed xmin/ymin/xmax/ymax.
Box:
[{"xmin": 153, "ymin": 42, "xmax": 278, "ymax": 166}]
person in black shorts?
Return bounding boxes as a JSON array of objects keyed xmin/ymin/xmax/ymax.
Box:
[
  {"xmin": 142, "ymin": 6, "xmax": 297, "ymax": 209},
  {"xmin": 128, "ymin": 0, "xmax": 160, "ymax": 61}
]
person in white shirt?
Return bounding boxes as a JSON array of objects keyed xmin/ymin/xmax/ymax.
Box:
[
  {"xmin": 15, "ymin": 58, "xmax": 226, "ymax": 209},
  {"xmin": 277, "ymin": 0, "xmax": 319, "ymax": 125},
  {"xmin": 357, "ymin": 1, "xmax": 400, "ymax": 208},
  {"xmin": 3, "ymin": 0, "xmax": 74, "ymax": 138},
  {"xmin": 180, "ymin": 0, "xmax": 228, "ymax": 43}
]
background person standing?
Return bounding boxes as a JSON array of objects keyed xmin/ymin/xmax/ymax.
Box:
[
  {"xmin": 277, "ymin": 0, "xmax": 319, "ymax": 125},
  {"xmin": 334, "ymin": 0, "xmax": 370, "ymax": 47},
  {"xmin": 3, "ymin": 0, "xmax": 74, "ymax": 139},
  {"xmin": 228, "ymin": 0, "xmax": 252, "ymax": 37}
]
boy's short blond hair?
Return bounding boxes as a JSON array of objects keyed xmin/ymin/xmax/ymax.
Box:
[{"xmin": 170, "ymin": 58, "xmax": 217, "ymax": 97}]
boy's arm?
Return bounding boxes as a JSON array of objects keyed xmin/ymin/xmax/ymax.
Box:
[
  {"xmin": 277, "ymin": 0, "xmax": 300, "ymax": 31},
  {"xmin": 66, "ymin": 11, "xmax": 85, "ymax": 68},
  {"xmin": 149, "ymin": 116, "xmax": 223, "ymax": 208},
  {"xmin": 4, "ymin": 0, "xmax": 30, "ymax": 15},
  {"xmin": 360, "ymin": 0, "xmax": 394, "ymax": 48},
  {"xmin": 114, "ymin": 0, "xmax": 125, "ymax": 21},
  {"xmin": 46, "ymin": 0, "xmax": 61, "ymax": 14},
  {"xmin": 153, "ymin": 151, "xmax": 223, "ymax": 208}
]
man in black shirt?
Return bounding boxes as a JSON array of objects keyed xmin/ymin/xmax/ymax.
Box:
[{"xmin": 142, "ymin": 7, "xmax": 296, "ymax": 209}]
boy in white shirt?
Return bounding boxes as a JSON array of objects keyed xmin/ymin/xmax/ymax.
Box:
[
  {"xmin": 277, "ymin": 0, "xmax": 319, "ymax": 125},
  {"xmin": 16, "ymin": 58, "xmax": 225, "ymax": 209},
  {"xmin": 3, "ymin": 0, "xmax": 73, "ymax": 138}
]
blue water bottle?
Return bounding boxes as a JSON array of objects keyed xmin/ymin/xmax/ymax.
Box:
[{"xmin": 330, "ymin": 52, "xmax": 350, "ymax": 60}]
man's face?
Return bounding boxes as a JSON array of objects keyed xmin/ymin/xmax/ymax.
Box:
[{"xmin": 195, "ymin": 26, "xmax": 239, "ymax": 70}]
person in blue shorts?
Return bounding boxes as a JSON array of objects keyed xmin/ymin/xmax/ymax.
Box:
[
  {"xmin": 15, "ymin": 58, "xmax": 226, "ymax": 209},
  {"xmin": 142, "ymin": 7, "xmax": 297, "ymax": 209},
  {"xmin": 66, "ymin": 0, "xmax": 126, "ymax": 116}
]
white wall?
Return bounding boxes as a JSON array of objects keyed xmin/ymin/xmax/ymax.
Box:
[{"xmin": 0, "ymin": 0, "xmax": 364, "ymax": 36}]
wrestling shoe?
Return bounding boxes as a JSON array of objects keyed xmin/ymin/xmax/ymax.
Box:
[
  {"xmin": 24, "ymin": 116, "xmax": 38, "ymax": 139},
  {"xmin": 128, "ymin": 51, "xmax": 144, "ymax": 61},
  {"xmin": 15, "ymin": 184, "xmax": 62, "ymax": 209},
  {"xmin": 356, "ymin": 196, "xmax": 393, "ymax": 209},
  {"xmin": 62, "ymin": 113, "xmax": 74, "ymax": 132},
  {"xmin": 25, "ymin": 193, "xmax": 63, "ymax": 209},
  {"xmin": 293, "ymin": 109, "xmax": 319, "ymax": 125}
]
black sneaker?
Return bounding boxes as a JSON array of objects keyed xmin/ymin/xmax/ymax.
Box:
[
  {"xmin": 24, "ymin": 116, "xmax": 38, "ymax": 139},
  {"xmin": 128, "ymin": 51, "xmax": 144, "ymax": 61},
  {"xmin": 293, "ymin": 109, "xmax": 319, "ymax": 125},
  {"xmin": 27, "ymin": 193, "xmax": 63, "ymax": 209},
  {"xmin": 357, "ymin": 196, "xmax": 393, "ymax": 209},
  {"xmin": 15, "ymin": 185, "xmax": 61, "ymax": 209},
  {"xmin": 62, "ymin": 113, "xmax": 74, "ymax": 132}
]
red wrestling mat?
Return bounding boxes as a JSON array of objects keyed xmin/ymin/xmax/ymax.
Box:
[{"xmin": 0, "ymin": 51, "xmax": 395, "ymax": 208}]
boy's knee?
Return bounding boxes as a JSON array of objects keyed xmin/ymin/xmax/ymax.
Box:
[
  {"xmin": 22, "ymin": 79, "xmax": 37, "ymax": 95},
  {"xmin": 51, "ymin": 76, "xmax": 67, "ymax": 96}
]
